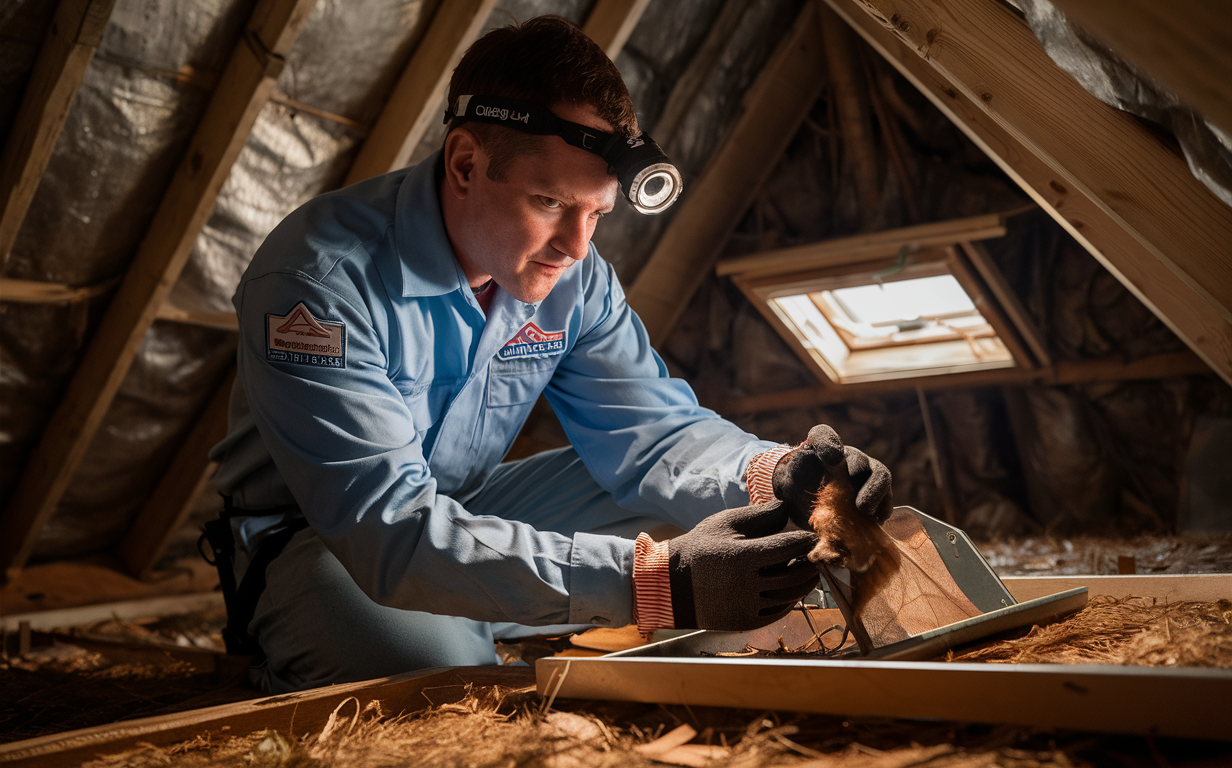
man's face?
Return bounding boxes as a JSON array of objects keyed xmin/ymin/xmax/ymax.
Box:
[{"xmin": 441, "ymin": 103, "xmax": 620, "ymax": 304}]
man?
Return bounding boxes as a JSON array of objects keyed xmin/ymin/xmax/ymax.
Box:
[{"xmin": 208, "ymin": 16, "xmax": 891, "ymax": 693}]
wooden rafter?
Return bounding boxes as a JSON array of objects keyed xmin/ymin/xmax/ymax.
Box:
[
  {"xmin": 1048, "ymin": 0, "xmax": 1232, "ymax": 137},
  {"xmin": 627, "ymin": 1, "xmax": 828, "ymax": 345},
  {"xmin": 827, "ymin": 0, "xmax": 1232, "ymax": 386},
  {"xmin": 0, "ymin": 0, "xmax": 317, "ymax": 579},
  {"xmin": 341, "ymin": 0, "xmax": 499, "ymax": 186},
  {"xmin": 581, "ymin": 0, "xmax": 653, "ymax": 59},
  {"xmin": 724, "ymin": 352, "xmax": 1212, "ymax": 413},
  {"xmin": 116, "ymin": 367, "xmax": 235, "ymax": 579},
  {"xmin": 0, "ymin": 0, "xmax": 117, "ymax": 267}
]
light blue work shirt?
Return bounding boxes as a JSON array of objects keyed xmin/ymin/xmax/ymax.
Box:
[{"xmin": 210, "ymin": 151, "xmax": 774, "ymax": 629}]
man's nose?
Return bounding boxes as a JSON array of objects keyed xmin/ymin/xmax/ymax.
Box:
[{"xmin": 551, "ymin": 212, "xmax": 592, "ymax": 262}]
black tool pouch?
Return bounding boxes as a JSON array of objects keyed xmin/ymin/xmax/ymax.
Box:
[{"xmin": 199, "ymin": 496, "xmax": 308, "ymax": 657}]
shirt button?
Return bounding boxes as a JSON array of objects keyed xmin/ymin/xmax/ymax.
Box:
[{"xmin": 589, "ymin": 616, "xmax": 610, "ymax": 626}]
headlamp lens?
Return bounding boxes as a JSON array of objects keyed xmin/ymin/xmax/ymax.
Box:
[{"xmin": 629, "ymin": 163, "xmax": 683, "ymax": 214}]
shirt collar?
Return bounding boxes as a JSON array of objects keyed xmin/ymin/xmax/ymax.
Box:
[{"xmin": 394, "ymin": 150, "xmax": 470, "ymax": 298}]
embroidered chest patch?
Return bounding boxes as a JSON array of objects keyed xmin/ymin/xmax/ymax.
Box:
[
  {"xmin": 498, "ymin": 321, "xmax": 566, "ymax": 360},
  {"xmin": 266, "ymin": 302, "xmax": 346, "ymax": 368}
]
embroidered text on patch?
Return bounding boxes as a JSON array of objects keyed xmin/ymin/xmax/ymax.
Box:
[
  {"xmin": 266, "ymin": 302, "xmax": 346, "ymax": 368},
  {"xmin": 498, "ymin": 321, "xmax": 566, "ymax": 360}
]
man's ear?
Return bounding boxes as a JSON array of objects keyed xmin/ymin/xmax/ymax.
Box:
[{"xmin": 442, "ymin": 128, "xmax": 482, "ymax": 200}]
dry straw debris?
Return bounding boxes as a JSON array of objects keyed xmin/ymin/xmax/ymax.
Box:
[
  {"xmin": 948, "ymin": 597, "xmax": 1232, "ymax": 667},
  {"xmin": 78, "ymin": 681, "xmax": 1095, "ymax": 768}
]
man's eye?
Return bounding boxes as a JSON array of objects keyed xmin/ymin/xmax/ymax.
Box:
[{"xmin": 538, "ymin": 196, "xmax": 562, "ymax": 209}]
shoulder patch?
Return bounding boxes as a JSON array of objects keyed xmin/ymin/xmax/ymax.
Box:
[
  {"xmin": 266, "ymin": 302, "xmax": 346, "ymax": 368},
  {"xmin": 498, "ymin": 321, "xmax": 566, "ymax": 360}
]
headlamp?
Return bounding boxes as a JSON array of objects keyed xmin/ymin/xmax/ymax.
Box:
[{"xmin": 445, "ymin": 94, "xmax": 683, "ymax": 215}]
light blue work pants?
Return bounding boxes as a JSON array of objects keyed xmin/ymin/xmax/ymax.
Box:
[{"xmin": 249, "ymin": 446, "xmax": 682, "ymax": 693}]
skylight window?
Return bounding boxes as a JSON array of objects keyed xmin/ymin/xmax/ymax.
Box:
[{"xmin": 716, "ymin": 215, "xmax": 1045, "ymax": 386}]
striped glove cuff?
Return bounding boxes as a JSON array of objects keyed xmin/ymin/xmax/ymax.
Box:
[
  {"xmin": 745, "ymin": 443, "xmax": 798, "ymax": 505},
  {"xmin": 632, "ymin": 533, "xmax": 673, "ymax": 634}
]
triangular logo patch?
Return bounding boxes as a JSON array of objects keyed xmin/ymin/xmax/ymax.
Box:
[{"xmin": 267, "ymin": 302, "xmax": 346, "ymax": 368}]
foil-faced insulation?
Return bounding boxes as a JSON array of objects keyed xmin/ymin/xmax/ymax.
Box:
[
  {"xmin": 35, "ymin": 323, "xmax": 237, "ymax": 560},
  {"xmin": 33, "ymin": 0, "xmax": 442, "ymax": 560},
  {"xmin": 1, "ymin": 0, "xmax": 254, "ymax": 519},
  {"xmin": 1015, "ymin": 0, "xmax": 1232, "ymax": 207}
]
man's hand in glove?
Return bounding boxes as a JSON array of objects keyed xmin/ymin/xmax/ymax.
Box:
[
  {"xmin": 632, "ymin": 502, "xmax": 819, "ymax": 633},
  {"xmin": 750, "ymin": 425, "xmax": 893, "ymax": 573}
]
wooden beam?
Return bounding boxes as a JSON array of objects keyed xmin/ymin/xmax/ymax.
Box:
[
  {"xmin": 539, "ymin": 655, "xmax": 1232, "ymax": 740},
  {"xmin": 627, "ymin": 2, "xmax": 827, "ymax": 345},
  {"xmin": 0, "ymin": 0, "xmax": 316, "ymax": 580},
  {"xmin": 1048, "ymin": 0, "xmax": 1232, "ymax": 137},
  {"xmin": 342, "ymin": 0, "xmax": 499, "ymax": 185},
  {"xmin": 716, "ymin": 211, "xmax": 1008, "ymax": 277},
  {"xmin": 154, "ymin": 301, "xmax": 239, "ymax": 331},
  {"xmin": 723, "ymin": 352, "xmax": 1212, "ymax": 413},
  {"xmin": 116, "ymin": 368, "xmax": 234, "ymax": 579},
  {"xmin": 828, "ymin": 0, "xmax": 1232, "ymax": 386},
  {"xmin": 1, "ymin": 592, "xmax": 223, "ymax": 632},
  {"xmin": 0, "ymin": 666, "xmax": 536, "ymax": 767},
  {"xmin": 0, "ymin": 0, "xmax": 117, "ymax": 268},
  {"xmin": 1003, "ymin": 573, "xmax": 1232, "ymax": 604},
  {"xmin": 582, "ymin": 0, "xmax": 653, "ymax": 59},
  {"xmin": 0, "ymin": 557, "xmax": 217, "ymax": 617},
  {"xmin": 0, "ymin": 276, "xmax": 118, "ymax": 304}
]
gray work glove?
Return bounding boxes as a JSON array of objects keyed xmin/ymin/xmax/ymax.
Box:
[
  {"xmin": 772, "ymin": 424, "xmax": 894, "ymax": 529},
  {"xmin": 668, "ymin": 502, "xmax": 819, "ymax": 631}
]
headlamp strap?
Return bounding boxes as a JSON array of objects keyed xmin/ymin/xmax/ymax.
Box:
[{"xmin": 445, "ymin": 94, "xmax": 633, "ymax": 168}]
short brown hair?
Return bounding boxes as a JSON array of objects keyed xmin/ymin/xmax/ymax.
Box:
[{"xmin": 446, "ymin": 15, "xmax": 639, "ymax": 180}]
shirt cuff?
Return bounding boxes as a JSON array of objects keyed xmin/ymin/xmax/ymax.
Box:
[
  {"xmin": 568, "ymin": 532, "xmax": 635, "ymax": 627},
  {"xmin": 745, "ymin": 444, "xmax": 798, "ymax": 505},
  {"xmin": 633, "ymin": 533, "xmax": 673, "ymax": 633}
]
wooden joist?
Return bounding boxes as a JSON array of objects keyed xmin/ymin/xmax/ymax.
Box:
[
  {"xmin": 1003, "ymin": 573, "xmax": 1232, "ymax": 604},
  {"xmin": 154, "ymin": 301, "xmax": 240, "ymax": 331},
  {"xmin": 0, "ymin": 0, "xmax": 317, "ymax": 579},
  {"xmin": 1048, "ymin": 0, "xmax": 1232, "ymax": 137},
  {"xmin": 724, "ymin": 352, "xmax": 1213, "ymax": 413},
  {"xmin": 341, "ymin": 0, "xmax": 499, "ymax": 186},
  {"xmin": 0, "ymin": 0, "xmax": 117, "ymax": 268},
  {"xmin": 715, "ymin": 211, "xmax": 1008, "ymax": 277},
  {"xmin": 0, "ymin": 276, "xmax": 118, "ymax": 304},
  {"xmin": 116, "ymin": 368, "xmax": 235, "ymax": 579},
  {"xmin": 0, "ymin": 666, "xmax": 537, "ymax": 768},
  {"xmin": 828, "ymin": 0, "xmax": 1232, "ymax": 387},
  {"xmin": 581, "ymin": 0, "xmax": 653, "ymax": 59},
  {"xmin": 627, "ymin": 1, "xmax": 828, "ymax": 345}
]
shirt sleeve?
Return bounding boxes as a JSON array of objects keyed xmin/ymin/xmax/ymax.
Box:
[
  {"xmin": 545, "ymin": 256, "xmax": 778, "ymax": 530},
  {"xmin": 234, "ymin": 269, "xmax": 632, "ymax": 627}
]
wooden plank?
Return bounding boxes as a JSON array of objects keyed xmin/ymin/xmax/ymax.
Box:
[
  {"xmin": 1048, "ymin": 0, "xmax": 1232, "ymax": 137},
  {"xmin": 958, "ymin": 241, "xmax": 1051, "ymax": 366},
  {"xmin": 715, "ymin": 212, "xmax": 1007, "ymax": 277},
  {"xmin": 0, "ymin": 665, "xmax": 536, "ymax": 767},
  {"xmin": 539, "ymin": 655, "xmax": 1232, "ymax": 740},
  {"xmin": 1, "ymin": 592, "xmax": 223, "ymax": 632},
  {"xmin": 723, "ymin": 351, "xmax": 1212, "ymax": 412},
  {"xmin": 116, "ymin": 368, "xmax": 234, "ymax": 579},
  {"xmin": 581, "ymin": 0, "xmax": 653, "ymax": 59},
  {"xmin": 0, "ymin": 558, "xmax": 217, "ymax": 617},
  {"xmin": 627, "ymin": 2, "xmax": 827, "ymax": 345},
  {"xmin": 0, "ymin": 276, "xmax": 117, "ymax": 304},
  {"xmin": 0, "ymin": 0, "xmax": 317, "ymax": 580},
  {"xmin": 1003, "ymin": 574, "xmax": 1232, "ymax": 604},
  {"xmin": 827, "ymin": 0, "xmax": 1232, "ymax": 386},
  {"xmin": 846, "ymin": 0, "xmax": 1232, "ymax": 323},
  {"xmin": 154, "ymin": 301, "xmax": 239, "ymax": 331},
  {"xmin": 342, "ymin": 0, "xmax": 499, "ymax": 185},
  {"xmin": 0, "ymin": 0, "xmax": 117, "ymax": 267}
]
